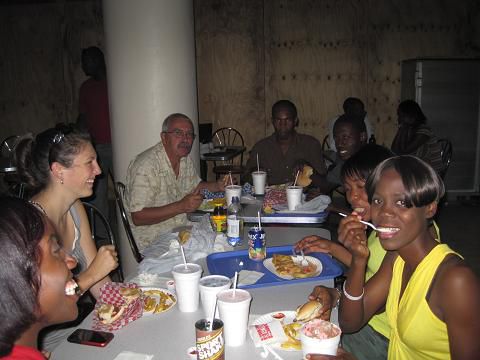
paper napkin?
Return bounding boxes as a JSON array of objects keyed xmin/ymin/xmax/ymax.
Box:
[
  {"xmin": 113, "ymin": 351, "xmax": 154, "ymax": 360},
  {"xmin": 236, "ymin": 270, "xmax": 265, "ymax": 286},
  {"xmin": 295, "ymin": 195, "xmax": 331, "ymax": 212}
]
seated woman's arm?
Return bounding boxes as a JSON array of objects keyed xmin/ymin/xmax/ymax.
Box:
[
  {"xmin": 295, "ymin": 235, "xmax": 353, "ymax": 266},
  {"xmin": 74, "ymin": 200, "xmax": 118, "ymax": 299},
  {"xmin": 435, "ymin": 258, "xmax": 480, "ymax": 359},
  {"xmin": 391, "ymin": 126, "xmax": 429, "ymax": 155},
  {"xmin": 336, "ymin": 214, "xmax": 393, "ymax": 332}
]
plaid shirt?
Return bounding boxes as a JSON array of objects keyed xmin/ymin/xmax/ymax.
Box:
[{"xmin": 125, "ymin": 142, "xmax": 201, "ymax": 251}]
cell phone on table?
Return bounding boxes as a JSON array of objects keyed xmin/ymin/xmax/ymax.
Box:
[{"xmin": 67, "ymin": 329, "xmax": 114, "ymax": 347}]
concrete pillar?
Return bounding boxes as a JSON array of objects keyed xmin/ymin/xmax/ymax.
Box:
[{"xmin": 103, "ymin": 0, "xmax": 199, "ymax": 277}]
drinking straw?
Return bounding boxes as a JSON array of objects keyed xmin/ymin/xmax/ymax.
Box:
[
  {"xmin": 180, "ymin": 244, "xmax": 188, "ymax": 270},
  {"xmin": 293, "ymin": 169, "xmax": 300, "ymax": 186},
  {"xmin": 210, "ymin": 298, "xmax": 218, "ymax": 331},
  {"xmin": 232, "ymin": 271, "xmax": 238, "ymax": 297},
  {"xmin": 229, "ymin": 171, "xmax": 233, "ymax": 186},
  {"xmin": 257, "ymin": 211, "xmax": 262, "ymax": 230},
  {"xmin": 256, "ymin": 153, "xmax": 260, "ymax": 172}
]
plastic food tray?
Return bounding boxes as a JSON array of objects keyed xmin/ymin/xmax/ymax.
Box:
[
  {"xmin": 263, "ymin": 210, "xmax": 329, "ymax": 219},
  {"xmin": 206, "ymin": 245, "xmax": 343, "ymax": 289}
]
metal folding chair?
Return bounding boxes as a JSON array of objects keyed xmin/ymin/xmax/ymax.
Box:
[{"xmin": 113, "ymin": 181, "xmax": 144, "ymax": 263}]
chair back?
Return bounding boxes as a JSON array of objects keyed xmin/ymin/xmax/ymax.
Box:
[
  {"xmin": 322, "ymin": 134, "xmax": 330, "ymax": 151},
  {"xmin": 113, "ymin": 181, "xmax": 144, "ymax": 263},
  {"xmin": 438, "ymin": 138, "xmax": 453, "ymax": 179},
  {"xmin": 211, "ymin": 127, "xmax": 245, "ymax": 179},
  {"xmin": 1, "ymin": 135, "xmax": 20, "ymax": 159},
  {"xmin": 82, "ymin": 202, "xmax": 124, "ymax": 282},
  {"xmin": 1, "ymin": 135, "xmax": 25, "ymax": 198}
]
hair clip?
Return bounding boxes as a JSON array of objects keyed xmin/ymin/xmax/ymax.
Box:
[{"xmin": 52, "ymin": 133, "xmax": 65, "ymax": 144}]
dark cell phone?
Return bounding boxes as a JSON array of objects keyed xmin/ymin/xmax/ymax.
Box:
[{"xmin": 67, "ymin": 329, "xmax": 114, "ymax": 347}]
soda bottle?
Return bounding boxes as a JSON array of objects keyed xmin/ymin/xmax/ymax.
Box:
[{"xmin": 226, "ymin": 196, "xmax": 243, "ymax": 246}]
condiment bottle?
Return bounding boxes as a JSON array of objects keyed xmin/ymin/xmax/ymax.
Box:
[{"xmin": 211, "ymin": 205, "xmax": 227, "ymax": 233}]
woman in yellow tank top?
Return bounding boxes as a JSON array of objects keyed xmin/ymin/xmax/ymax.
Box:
[{"xmin": 326, "ymin": 156, "xmax": 480, "ymax": 360}]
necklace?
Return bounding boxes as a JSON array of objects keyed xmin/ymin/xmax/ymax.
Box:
[{"xmin": 29, "ymin": 200, "xmax": 47, "ymax": 215}]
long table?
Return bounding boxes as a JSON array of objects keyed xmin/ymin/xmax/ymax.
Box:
[{"xmin": 52, "ymin": 227, "xmax": 337, "ymax": 360}]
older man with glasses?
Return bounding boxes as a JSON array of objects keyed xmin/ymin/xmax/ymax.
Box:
[{"xmin": 125, "ymin": 113, "xmax": 226, "ymax": 251}]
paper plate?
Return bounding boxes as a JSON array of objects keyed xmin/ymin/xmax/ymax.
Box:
[
  {"xmin": 250, "ymin": 311, "xmax": 301, "ymax": 352},
  {"xmin": 141, "ymin": 287, "xmax": 177, "ymax": 316},
  {"xmin": 263, "ymin": 256, "xmax": 322, "ymax": 280}
]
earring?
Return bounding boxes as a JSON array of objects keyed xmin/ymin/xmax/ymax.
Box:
[{"xmin": 60, "ymin": 177, "xmax": 64, "ymax": 185}]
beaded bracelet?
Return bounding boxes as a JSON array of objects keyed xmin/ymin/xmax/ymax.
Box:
[{"xmin": 342, "ymin": 281, "xmax": 364, "ymax": 301}]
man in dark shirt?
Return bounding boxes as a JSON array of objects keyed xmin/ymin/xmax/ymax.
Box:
[
  {"xmin": 244, "ymin": 100, "xmax": 326, "ymax": 186},
  {"xmin": 77, "ymin": 46, "xmax": 112, "ymax": 222}
]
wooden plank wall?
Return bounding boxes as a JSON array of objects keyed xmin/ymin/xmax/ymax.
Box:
[
  {"xmin": 0, "ymin": 0, "xmax": 104, "ymax": 141},
  {"xmin": 195, "ymin": 0, "xmax": 480, "ymax": 152},
  {"xmin": 1, "ymin": 0, "xmax": 479, "ymax": 155}
]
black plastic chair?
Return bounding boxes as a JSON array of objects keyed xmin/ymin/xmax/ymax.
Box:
[
  {"xmin": 82, "ymin": 201, "xmax": 124, "ymax": 282},
  {"xmin": 211, "ymin": 127, "xmax": 245, "ymax": 180},
  {"xmin": 438, "ymin": 138, "xmax": 453, "ymax": 179},
  {"xmin": 113, "ymin": 181, "xmax": 144, "ymax": 263}
]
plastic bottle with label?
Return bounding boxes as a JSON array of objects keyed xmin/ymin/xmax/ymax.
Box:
[
  {"xmin": 212, "ymin": 205, "xmax": 227, "ymax": 233},
  {"xmin": 226, "ymin": 196, "xmax": 243, "ymax": 247}
]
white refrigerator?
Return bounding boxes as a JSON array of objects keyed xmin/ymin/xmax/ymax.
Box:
[{"xmin": 401, "ymin": 59, "xmax": 480, "ymax": 197}]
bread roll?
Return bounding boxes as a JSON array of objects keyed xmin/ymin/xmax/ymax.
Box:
[
  {"xmin": 178, "ymin": 230, "xmax": 191, "ymax": 245},
  {"xmin": 297, "ymin": 165, "xmax": 313, "ymax": 187}
]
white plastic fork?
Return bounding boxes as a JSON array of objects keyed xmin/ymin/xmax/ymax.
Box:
[
  {"xmin": 338, "ymin": 212, "xmax": 388, "ymax": 232},
  {"xmin": 299, "ymin": 249, "xmax": 309, "ymax": 267}
]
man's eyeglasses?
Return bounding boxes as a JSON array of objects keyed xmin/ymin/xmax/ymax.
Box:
[{"xmin": 164, "ymin": 129, "xmax": 196, "ymax": 140}]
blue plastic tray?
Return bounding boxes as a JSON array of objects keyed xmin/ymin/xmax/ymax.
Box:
[
  {"xmin": 206, "ymin": 245, "xmax": 343, "ymax": 289},
  {"xmin": 264, "ymin": 210, "xmax": 329, "ymax": 219}
]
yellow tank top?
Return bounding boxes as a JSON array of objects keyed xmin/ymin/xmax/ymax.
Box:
[
  {"xmin": 386, "ymin": 244, "xmax": 460, "ymax": 360},
  {"xmin": 366, "ymin": 222, "xmax": 440, "ymax": 339}
]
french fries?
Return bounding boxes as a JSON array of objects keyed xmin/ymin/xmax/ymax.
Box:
[
  {"xmin": 281, "ymin": 322, "xmax": 302, "ymax": 350},
  {"xmin": 272, "ymin": 254, "xmax": 317, "ymax": 278},
  {"xmin": 142, "ymin": 289, "xmax": 176, "ymax": 314}
]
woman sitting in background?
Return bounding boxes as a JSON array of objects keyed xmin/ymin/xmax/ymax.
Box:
[
  {"xmin": 16, "ymin": 124, "xmax": 118, "ymax": 351},
  {"xmin": 391, "ymin": 100, "xmax": 443, "ymax": 174},
  {"xmin": 0, "ymin": 197, "xmax": 79, "ymax": 359}
]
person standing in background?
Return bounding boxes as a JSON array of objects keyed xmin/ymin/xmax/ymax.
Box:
[{"xmin": 77, "ymin": 46, "xmax": 112, "ymax": 221}]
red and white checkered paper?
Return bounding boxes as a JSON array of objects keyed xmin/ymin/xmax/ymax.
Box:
[
  {"xmin": 263, "ymin": 189, "xmax": 287, "ymax": 210},
  {"xmin": 92, "ymin": 282, "xmax": 143, "ymax": 331}
]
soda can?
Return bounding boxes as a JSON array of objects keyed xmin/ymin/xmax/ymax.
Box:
[
  {"xmin": 248, "ymin": 226, "xmax": 266, "ymax": 261},
  {"xmin": 195, "ymin": 318, "xmax": 225, "ymax": 360}
]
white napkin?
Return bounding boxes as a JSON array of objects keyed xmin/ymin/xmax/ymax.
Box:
[
  {"xmin": 236, "ymin": 270, "xmax": 265, "ymax": 286},
  {"xmin": 295, "ymin": 194, "xmax": 331, "ymax": 212},
  {"xmin": 113, "ymin": 351, "xmax": 154, "ymax": 360}
]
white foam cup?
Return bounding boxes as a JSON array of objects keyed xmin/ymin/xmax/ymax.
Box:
[
  {"xmin": 171, "ymin": 263, "xmax": 203, "ymax": 312},
  {"xmin": 225, "ymin": 185, "xmax": 242, "ymax": 206},
  {"xmin": 199, "ymin": 275, "xmax": 231, "ymax": 319},
  {"xmin": 216, "ymin": 289, "xmax": 252, "ymax": 347},
  {"xmin": 252, "ymin": 171, "xmax": 267, "ymax": 195},
  {"xmin": 286, "ymin": 185, "xmax": 303, "ymax": 210},
  {"xmin": 300, "ymin": 319, "xmax": 341, "ymax": 357}
]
